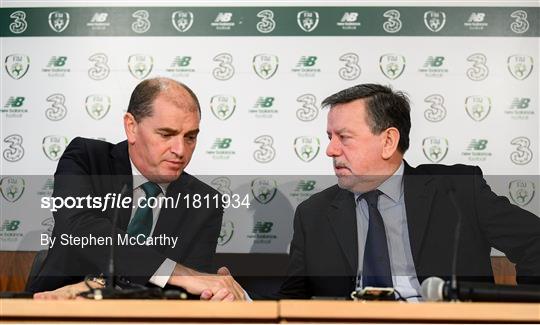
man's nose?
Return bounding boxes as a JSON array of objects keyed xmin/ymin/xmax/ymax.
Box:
[
  {"xmin": 326, "ymin": 137, "xmax": 341, "ymax": 157},
  {"xmin": 170, "ymin": 136, "xmax": 184, "ymax": 158}
]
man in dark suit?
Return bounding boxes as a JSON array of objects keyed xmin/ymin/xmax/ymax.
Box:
[
  {"xmin": 30, "ymin": 78, "xmax": 245, "ymax": 301},
  {"xmin": 279, "ymin": 84, "xmax": 540, "ymax": 300}
]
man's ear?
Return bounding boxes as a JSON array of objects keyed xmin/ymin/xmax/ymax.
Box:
[
  {"xmin": 124, "ymin": 113, "xmax": 137, "ymax": 145},
  {"xmin": 381, "ymin": 127, "xmax": 400, "ymax": 160}
]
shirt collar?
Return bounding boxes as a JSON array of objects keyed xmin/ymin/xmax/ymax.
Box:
[
  {"xmin": 354, "ymin": 160, "xmax": 404, "ymax": 204},
  {"xmin": 129, "ymin": 157, "xmax": 169, "ymax": 194}
]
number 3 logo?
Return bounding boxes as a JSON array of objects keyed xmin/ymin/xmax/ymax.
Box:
[{"xmin": 3, "ymin": 134, "xmax": 24, "ymax": 162}]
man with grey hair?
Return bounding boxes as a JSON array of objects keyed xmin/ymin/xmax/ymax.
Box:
[
  {"xmin": 30, "ymin": 77, "xmax": 245, "ymax": 301},
  {"xmin": 278, "ymin": 83, "xmax": 540, "ymax": 300}
]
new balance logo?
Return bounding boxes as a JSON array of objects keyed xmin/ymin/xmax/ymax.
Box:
[
  {"xmin": 468, "ymin": 12, "xmax": 485, "ymax": 23},
  {"xmin": 1, "ymin": 220, "xmax": 20, "ymax": 231},
  {"xmin": 212, "ymin": 138, "xmax": 232, "ymax": 149},
  {"xmin": 341, "ymin": 12, "xmax": 358, "ymax": 22},
  {"xmin": 423, "ymin": 56, "xmax": 445, "ymax": 67},
  {"xmin": 467, "ymin": 139, "xmax": 488, "ymax": 151},
  {"xmin": 4, "ymin": 97, "xmax": 25, "ymax": 108},
  {"xmin": 296, "ymin": 56, "xmax": 317, "ymax": 67},
  {"xmin": 254, "ymin": 97, "xmax": 274, "ymax": 108},
  {"xmin": 47, "ymin": 56, "xmax": 67, "ymax": 67},
  {"xmin": 171, "ymin": 56, "xmax": 191, "ymax": 67},
  {"xmin": 295, "ymin": 180, "xmax": 316, "ymax": 191},
  {"xmin": 91, "ymin": 13, "xmax": 108, "ymax": 23},
  {"xmin": 214, "ymin": 12, "xmax": 232, "ymax": 23},
  {"xmin": 252, "ymin": 221, "xmax": 273, "ymax": 233},
  {"xmin": 510, "ymin": 98, "xmax": 530, "ymax": 109}
]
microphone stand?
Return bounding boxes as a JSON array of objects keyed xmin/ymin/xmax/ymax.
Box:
[
  {"xmin": 447, "ymin": 181, "xmax": 462, "ymax": 302},
  {"xmin": 108, "ymin": 183, "xmax": 128, "ymax": 290}
]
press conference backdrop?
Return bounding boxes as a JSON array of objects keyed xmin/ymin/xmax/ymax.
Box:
[{"xmin": 0, "ymin": 1, "xmax": 538, "ymax": 254}]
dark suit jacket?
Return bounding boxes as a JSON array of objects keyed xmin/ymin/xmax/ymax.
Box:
[
  {"xmin": 28, "ymin": 137, "xmax": 223, "ymax": 293},
  {"xmin": 278, "ymin": 162, "xmax": 540, "ymax": 299}
]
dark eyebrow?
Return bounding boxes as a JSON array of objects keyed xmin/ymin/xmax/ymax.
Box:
[
  {"xmin": 327, "ymin": 128, "xmax": 347, "ymax": 135},
  {"xmin": 185, "ymin": 129, "xmax": 200, "ymax": 136},
  {"xmin": 156, "ymin": 128, "xmax": 179, "ymax": 135}
]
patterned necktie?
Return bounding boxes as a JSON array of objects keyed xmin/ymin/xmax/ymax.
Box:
[
  {"xmin": 127, "ymin": 181, "xmax": 162, "ymax": 238},
  {"xmin": 359, "ymin": 189, "xmax": 393, "ymax": 288}
]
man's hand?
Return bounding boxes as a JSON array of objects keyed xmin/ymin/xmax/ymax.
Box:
[
  {"xmin": 33, "ymin": 280, "xmax": 104, "ymax": 300},
  {"xmin": 168, "ymin": 264, "xmax": 245, "ymax": 301}
]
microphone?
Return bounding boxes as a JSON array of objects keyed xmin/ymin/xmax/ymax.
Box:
[
  {"xmin": 445, "ymin": 179, "xmax": 462, "ymax": 301},
  {"xmin": 80, "ymin": 286, "xmax": 188, "ymax": 300},
  {"xmin": 85, "ymin": 183, "xmax": 188, "ymax": 300},
  {"xmin": 108, "ymin": 183, "xmax": 129, "ymax": 289},
  {"xmin": 421, "ymin": 276, "xmax": 540, "ymax": 302}
]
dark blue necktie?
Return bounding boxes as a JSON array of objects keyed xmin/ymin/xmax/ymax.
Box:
[{"xmin": 360, "ymin": 190, "xmax": 393, "ymax": 288}]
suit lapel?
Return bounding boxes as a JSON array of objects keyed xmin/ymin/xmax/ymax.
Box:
[
  {"xmin": 110, "ymin": 140, "xmax": 133, "ymax": 230},
  {"xmin": 326, "ymin": 188, "xmax": 358, "ymax": 274},
  {"xmin": 403, "ymin": 162, "xmax": 437, "ymax": 267}
]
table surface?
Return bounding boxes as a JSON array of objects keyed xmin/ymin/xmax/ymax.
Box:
[
  {"xmin": 1, "ymin": 299, "xmax": 539, "ymax": 323},
  {"xmin": 0, "ymin": 299, "xmax": 278, "ymax": 321},
  {"xmin": 279, "ymin": 300, "xmax": 540, "ymax": 322}
]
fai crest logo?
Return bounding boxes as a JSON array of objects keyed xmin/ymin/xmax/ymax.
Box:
[
  {"xmin": 5, "ymin": 54, "xmax": 30, "ymax": 80},
  {"xmin": 253, "ymin": 135, "xmax": 276, "ymax": 163},
  {"xmin": 0, "ymin": 176, "xmax": 25, "ymax": 202},
  {"xmin": 466, "ymin": 53, "xmax": 489, "ymax": 81},
  {"xmin": 45, "ymin": 93, "xmax": 68, "ymax": 121},
  {"xmin": 510, "ymin": 137, "xmax": 533, "ymax": 165},
  {"xmin": 128, "ymin": 54, "xmax": 153, "ymax": 79},
  {"xmin": 294, "ymin": 136, "xmax": 320, "ymax": 162},
  {"xmin": 510, "ymin": 10, "xmax": 529, "ymax": 34},
  {"xmin": 210, "ymin": 95, "xmax": 236, "ymax": 120},
  {"xmin": 424, "ymin": 10, "xmax": 446, "ymax": 32},
  {"xmin": 85, "ymin": 94, "xmax": 111, "ymax": 120},
  {"xmin": 9, "ymin": 11, "xmax": 27, "ymax": 34},
  {"xmin": 251, "ymin": 178, "xmax": 277, "ymax": 204},
  {"xmin": 132, "ymin": 10, "xmax": 151, "ymax": 33},
  {"xmin": 422, "ymin": 137, "xmax": 448, "ymax": 163},
  {"xmin": 508, "ymin": 180, "xmax": 535, "ymax": 206},
  {"xmin": 338, "ymin": 53, "xmax": 361, "ymax": 80},
  {"xmin": 42, "ymin": 135, "xmax": 68, "ymax": 161},
  {"xmin": 465, "ymin": 96, "xmax": 491, "ymax": 122},
  {"xmin": 3, "ymin": 134, "xmax": 24, "ymax": 162},
  {"xmin": 218, "ymin": 220, "xmax": 234, "ymax": 246},
  {"xmin": 297, "ymin": 10, "xmax": 319, "ymax": 32},
  {"xmin": 253, "ymin": 54, "xmax": 279, "ymax": 80},
  {"xmin": 424, "ymin": 94, "xmax": 447, "ymax": 122},
  {"xmin": 379, "ymin": 54, "xmax": 405, "ymax": 80},
  {"xmin": 211, "ymin": 177, "xmax": 233, "ymax": 196},
  {"xmin": 256, "ymin": 9, "xmax": 276, "ymax": 33},
  {"xmin": 382, "ymin": 9, "xmax": 402, "ymax": 33},
  {"xmin": 507, "ymin": 55, "xmax": 533, "ymax": 80},
  {"xmin": 213, "ymin": 53, "xmax": 234, "ymax": 81},
  {"xmin": 48, "ymin": 11, "xmax": 70, "ymax": 33},
  {"xmin": 88, "ymin": 53, "xmax": 110, "ymax": 80},
  {"xmin": 172, "ymin": 10, "xmax": 194, "ymax": 32}
]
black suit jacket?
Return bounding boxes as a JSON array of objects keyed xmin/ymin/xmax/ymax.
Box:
[
  {"xmin": 29, "ymin": 137, "xmax": 223, "ymax": 293},
  {"xmin": 278, "ymin": 162, "xmax": 540, "ymax": 299}
]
